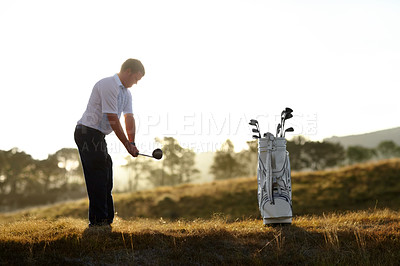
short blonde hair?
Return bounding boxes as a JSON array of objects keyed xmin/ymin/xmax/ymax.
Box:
[{"xmin": 121, "ymin": 59, "xmax": 145, "ymax": 75}]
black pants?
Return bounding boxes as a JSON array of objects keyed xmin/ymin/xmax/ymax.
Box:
[{"xmin": 74, "ymin": 124, "xmax": 114, "ymax": 225}]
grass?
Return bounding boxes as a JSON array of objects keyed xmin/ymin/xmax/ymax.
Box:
[
  {"xmin": 292, "ymin": 158, "xmax": 400, "ymax": 214},
  {"xmin": 1, "ymin": 209, "xmax": 399, "ymax": 265},
  {"xmin": 1, "ymin": 159, "xmax": 400, "ymax": 264}
]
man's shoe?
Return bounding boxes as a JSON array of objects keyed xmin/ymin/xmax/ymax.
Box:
[{"xmin": 88, "ymin": 222, "xmax": 112, "ymax": 228}]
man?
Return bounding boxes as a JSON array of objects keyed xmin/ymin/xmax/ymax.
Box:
[{"xmin": 74, "ymin": 58, "xmax": 144, "ymax": 227}]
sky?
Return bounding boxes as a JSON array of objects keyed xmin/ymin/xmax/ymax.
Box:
[{"xmin": 1, "ymin": 0, "xmax": 399, "ymax": 161}]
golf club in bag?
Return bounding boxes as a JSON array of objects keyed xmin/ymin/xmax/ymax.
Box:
[{"xmin": 250, "ymin": 108, "xmax": 294, "ymax": 225}]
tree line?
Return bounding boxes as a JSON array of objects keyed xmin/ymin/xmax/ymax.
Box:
[
  {"xmin": 1, "ymin": 136, "xmax": 398, "ymax": 210},
  {"xmin": 0, "ymin": 148, "xmax": 85, "ymax": 211},
  {"xmin": 0, "ymin": 137, "xmax": 200, "ymax": 210},
  {"xmin": 210, "ymin": 137, "xmax": 400, "ymax": 179}
]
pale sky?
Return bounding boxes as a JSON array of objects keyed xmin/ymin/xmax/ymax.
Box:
[{"xmin": 1, "ymin": 0, "xmax": 399, "ymax": 160}]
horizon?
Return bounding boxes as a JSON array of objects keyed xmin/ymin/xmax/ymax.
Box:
[{"xmin": 2, "ymin": 124, "xmax": 398, "ymax": 161}]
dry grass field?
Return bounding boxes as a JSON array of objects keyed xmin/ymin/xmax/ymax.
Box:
[
  {"xmin": 1, "ymin": 210, "xmax": 399, "ymax": 265},
  {"xmin": 1, "ymin": 159, "xmax": 400, "ymax": 265}
]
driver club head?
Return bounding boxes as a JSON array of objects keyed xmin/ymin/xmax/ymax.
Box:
[
  {"xmin": 139, "ymin": 148, "xmax": 163, "ymax": 160},
  {"xmin": 152, "ymin": 148, "xmax": 163, "ymax": 160}
]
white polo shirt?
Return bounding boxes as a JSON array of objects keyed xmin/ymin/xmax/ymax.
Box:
[{"xmin": 77, "ymin": 74, "xmax": 133, "ymax": 135}]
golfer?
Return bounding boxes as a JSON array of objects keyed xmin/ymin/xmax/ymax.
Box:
[{"xmin": 74, "ymin": 59, "xmax": 144, "ymax": 227}]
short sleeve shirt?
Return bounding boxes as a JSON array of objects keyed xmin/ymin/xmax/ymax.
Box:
[{"xmin": 77, "ymin": 74, "xmax": 133, "ymax": 135}]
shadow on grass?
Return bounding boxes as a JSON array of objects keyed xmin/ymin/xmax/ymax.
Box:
[{"xmin": 1, "ymin": 220, "xmax": 399, "ymax": 265}]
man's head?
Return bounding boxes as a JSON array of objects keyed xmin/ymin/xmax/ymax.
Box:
[{"xmin": 118, "ymin": 59, "xmax": 145, "ymax": 88}]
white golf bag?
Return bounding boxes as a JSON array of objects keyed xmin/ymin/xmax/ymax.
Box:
[{"xmin": 257, "ymin": 132, "xmax": 292, "ymax": 225}]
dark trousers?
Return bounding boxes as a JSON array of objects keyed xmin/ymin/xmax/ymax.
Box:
[{"xmin": 74, "ymin": 124, "xmax": 114, "ymax": 225}]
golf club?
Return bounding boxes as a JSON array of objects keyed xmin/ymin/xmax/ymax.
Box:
[
  {"xmin": 283, "ymin": 127, "xmax": 294, "ymax": 137},
  {"xmin": 252, "ymin": 128, "xmax": 261, "ymax": 138},
  {"xmin": 279, "ymin": 108, "xmax": 293, "ymax": 137},
  {"xmin": 280, "ymin": 108, "xmax": 292, "ymax": 123},
  {"xmin": 280, "ymin": 107, "xmax": 293, "ymax": 137},
  {"xmin": 280, "ymin": 111, "xmax": 286, "ymax": 134},
  {"xmin": 276, "ymin": 123, "xmax": 281, "ymax": 137},
  {"xmin": 281, "ymin": 112, "xmax": 293, "ymax": 137},
  {"xmin": 138, "ymin": 148, "xmax": 163, "ymax": 160},
  {"xmin": 249, "ymin": 119, "xmax": 261, "ymax": 138}
]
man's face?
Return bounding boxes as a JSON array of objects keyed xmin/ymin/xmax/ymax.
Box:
[{"xmin": 126, "ymin": 71, "xmax": 143, "ymax": 88}]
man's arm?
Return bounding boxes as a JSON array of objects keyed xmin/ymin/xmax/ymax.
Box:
[
  {"xmin": 106, "ymin": 113, "xmax": 139, "ymax": 157},
  {"xmin": 124, "ymin": 113, "xmax": 136, "ymax": 143}
]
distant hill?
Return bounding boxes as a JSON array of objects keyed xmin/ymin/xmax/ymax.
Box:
[{"xmin": 324, "ymin": 127, "xmax": 400, "ymax": 148}]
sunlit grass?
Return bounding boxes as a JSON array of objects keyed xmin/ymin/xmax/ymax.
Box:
[{"xmin": 1, "ymin": 209, "xmax": 399, "ymax": 265}]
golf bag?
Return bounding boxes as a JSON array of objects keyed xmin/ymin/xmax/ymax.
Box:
[{"xmin": 257, "ymin": 132, "xmax": 292, "ymax": 225}]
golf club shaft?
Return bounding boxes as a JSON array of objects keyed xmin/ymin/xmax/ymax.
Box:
[
  {"xmin": 138, "ymin": 153, "xmax": 154, "ymax": 158},
  {"xmin": 280, "ymin": 110, "xmax": 286, "ymax": 137}
]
